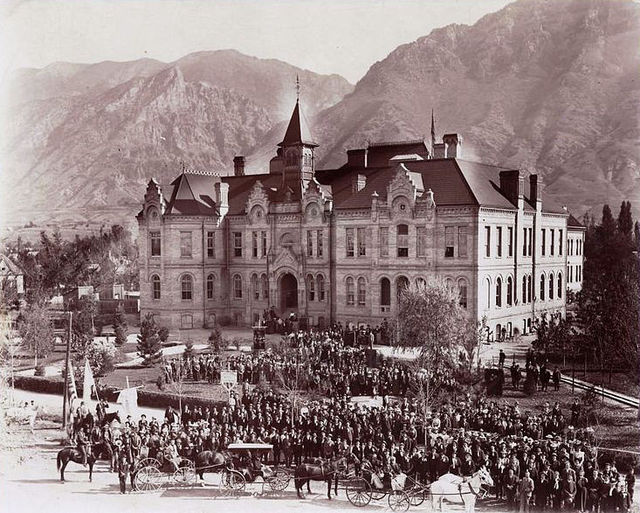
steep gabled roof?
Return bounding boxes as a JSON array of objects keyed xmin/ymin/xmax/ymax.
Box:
[
  {"xmin": 164, "ymin": 173, "xmax": 218, "ymax": 215},
  {"xmin": 278, "ymin": 101, "xmax": 318, "ymax": 147}
]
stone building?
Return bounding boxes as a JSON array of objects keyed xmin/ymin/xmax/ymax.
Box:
[{"xmin": 137, "ymin": 99, "xmax": 584, "ymax": 339}]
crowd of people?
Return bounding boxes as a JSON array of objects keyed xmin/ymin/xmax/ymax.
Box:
[{"xmin": 67, "ymin": 327, "xmax": 635, "ymax": 511}]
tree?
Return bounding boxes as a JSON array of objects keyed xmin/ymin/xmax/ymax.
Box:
[
  {"xmin": 272, "ymin": 337, "xmax": 311, "ymax": 426},
  {"xmin": 617, "ymin": 201, "xmax": 633, "ymax": 239},
  {"xmin": 86, "ymin": 339, "xmax": 117, "ymax": 376},
  {"xmin": 208, "ymin": 323, "xmax": 223, "ymax": 353},
  {"xmin": 158, "ymin": 326, "xmax": 169, "ymax": 343},
  {"xmin": 113, "ymin": 304, "xmax": 128, "ymax": 346},
  {"xmin": 137, "ymin": 313, "xmax": 162, "ymax": 366},
  {"xmin": 18, "ymin": 300, "xmax": 54, "ymax": 367}
]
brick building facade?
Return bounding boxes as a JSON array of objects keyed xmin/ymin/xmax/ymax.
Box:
[{"xmin": 137, "ymin": 99, "xmax": 584, "ymax": 339}]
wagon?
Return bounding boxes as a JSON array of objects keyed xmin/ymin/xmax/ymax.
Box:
[
  {"xmin": 343, "ymin": 468, "xmax": 413, "ymax": 512},
  {"xmin": 132, "ymin": 456, "xmax": 197, "ymax": 491},
  {"xmin": 226, "ymin": 443, "xmax": 291, "ymax": 492}
]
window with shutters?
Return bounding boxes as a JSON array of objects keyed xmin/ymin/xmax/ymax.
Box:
[{"xmin": 444, "ymin": 226, "xmax": 454, "ymax": 258}]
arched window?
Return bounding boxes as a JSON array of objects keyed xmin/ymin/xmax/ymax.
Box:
[
  {"xmin": 416, "ymin": 277, "xmax": 426, "ymax": 288},
  {"xmin": 251, "ymin": 273, "xmax": 259, "ymax": 300},
  {"xmin": 181, "ymin": 274, "xmax": 193, "ymax": 301},
  {"xmin": 539, "ymin": 274, "xmax": 545, "ymax": 301},
  {"xmin": 261, "ymin": 274, "xmax": 269, "ymax": 301},
  {"xmin": 506, "ymin": 277, "xmax": 513, "ymax": 306},
  {"xmin": 233, "ymin": 274, "xmax": 243, "ymax": 299},
  {"xmin": 380, "ymin": 278, "xmax": 391, "ymax": 308},
  {"xmin": 346, "ymin": 277, "xmax": 355, "ymax": 306},
  {"xmin": 206, "ymin": 274, "xmax": 215, "ymax": 300},
  {"xmin": 458, "ymin": 279, "xmax": 468, "ymax": 309},
  {"xmin": 307, "ymin": 274, "xmax": 315, "ymax": 301},
  {"xmin": 317, "ymin": 274, "xmax": 325, "ymax": 301},
  {"xmin": 357, "ymin": 277, "xmax": 366, "ymax": 306},
  {"xmin": 557, "ymin": 273, "xmax": 563, "ymax": 298},
  {"xmin": 549, "ymin": 273, "xmax": 554, "ymax": 300},
  {"xmin": 496, "ymin": 277, "xmax": 502, "ymax": 307},
  {"xmin": 527, "ymin": 275, "xmax": 532, "ymax": 303},
  {"xmin": 152, "ymin": 274, "xmax": 161, "ymax": 300},
  {"xmin": 397, "ymin": 224, "xmax": 409, "ymax": 257},
  {"xmin": 396, "ymin": 276, "xmax": 409, "ymax": 301},
  {"xmin": 486, "ymin": 278, "xmax": 491, "ymax": 309},
  {"xmin": 522, "ymin": 275, "xmax": 527, "ymax": 304}
]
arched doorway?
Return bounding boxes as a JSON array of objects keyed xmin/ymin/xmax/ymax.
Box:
[{"xmin": 280, "ymin": 273, "xmax": 298, "ymax": 311}]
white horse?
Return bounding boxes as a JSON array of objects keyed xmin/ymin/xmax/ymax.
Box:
[{"xmin": 430, "ymin": 467, "xmax": 494, "ymax": 513}]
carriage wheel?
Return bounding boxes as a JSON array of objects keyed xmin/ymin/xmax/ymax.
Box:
[
  {"xmin": 134, "ymin": 466, "xmax": 163, "ymax": 492},
  {"xmin": 266, "ymin": 469, "xmax": 290, "ymax": 491},
  {"xmin": 345, "ymin": 477, "xmax": 372, "ymax": 507},
  {"xmin": 222, "ymin": 469, "xmax": 246, "ymax": 491},
  {"xmin": 388, "ymin": 491, "xmax": 410, "ymax": 512},
  {"xmin": 135, "ymin": 457, "xmax": 161, "ymax": 471},
  {"xmin": 173, "ymin": 459, "xmax": 196, "ymax": 486},
  {"xmin": 409, "ymin": 487, "xmax": 427, "ymax": 506}
]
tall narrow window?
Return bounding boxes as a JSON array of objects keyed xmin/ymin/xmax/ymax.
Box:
[
  {"xmin": 346, "ymin": 277, "xmax": 355, "ymax": 305},
  {"xmin": 486, "ymin": 278, "xmax": 491, "ymax": 309},
  {"xmin": 444, "ymin": 226, "xmax": 454, "ymax": 258},
  {"xmin": 550, "ymin": 230, "xmax": 555, "ymax": 256},
  {"xmin": 559, "ymin": 229, "xmax": 563, "ymax": 255},
  {"xmin": 497, "ymin": 227, "xmax": 503, "ymax": 257},
  {"xmin": 417, "ymin": 227, "xmax": 427, "ymax": 257},
  {"xmin": 557, "ymin": 273, "xmax": 563, "ymax": 298},
  {"xmin": 541, "ymin": 229, "xmax": 546, "ymax": 256},
  {"xmin": 180, "ymin": 231, "xmax": 192, "ymax": 257},
  {"xmin": 307, "ymin": 231, "xmax": 313, "ymax": 257},
  {"xmin": 357, "ymin": 277, "xmax": 366, "ymax": 306},
  {"xmin": 508, "ymin": 227, "xmax": 513, "ymax": 257},
  {"xmin": 458, "ymin": 226, "xmax": 467, "ymax": 257},
  {"xmin": 397, "ymin": 224, "xmax": 409, "ymax": 257},
  {"xmin": 207, "ymin": 274, "xmax": 215, "ymax": 300},
  {"xmin": 549, "ymin": 273, "xmax": 554, "ymax": 299},
  {"xmin": 458, "ymin": 279, "xmax": 468, "ymax": 309},
  {"xmin": 233, "ymin": 232, "xmax": 242, "ymax": 257},
  {"xmin": 570, "ymin": 239, "xmax": 574, "ymax": 256},
  {"xmin": 252, "ymin": 274, "xmax": 259, "ymax": 300},
  {"xmin": 261, "ymin": 231, "xmax": 267, "ymax": 257},
  {"xmin": 379, "ymin": 227, "xmax": 389, "ymax": 257},
  {"xmin": 307, "ymin": 274, "xmax": 315, "ymax": 301},
  {"xmin": 233, "ymin": 274, "xmax": 243, "ymax": 299},
  {"xmin": 522, "ymin": 228, "xmax": 527, "ymax": 257},
  {"xmin": 317, "ymin": 274, "xmax": 325, "ymax": 301},
  {"xmin": 540, "ymin": 274, "xmax": 545, "ymax": 301},
  {"xmin": 506, "ymin": 277, "xmax": 513, "ymax": 306},
  {"xmin": 346, "ymin": 228, "xmax": 355, "ymax": 257},
  {"xmin": 528, "ymin": 228, "xmax": 532, "ymax": 256},
  {"xmin": 380, "ymin": 278, "xmax": 391, "ymax": 310},
  {"xmin": 252, "ymin": 231, "xmax": 258, "ymax": 258},
  {"xmin": 527, "ymin": 275, "xmax": 532, "ymax": 303},
  {"xmin": 181, "ymin": 275, "xmax": 193, "ymax": 301},
  {"xmin": 496, "ymin": 277, "xmax": 502, "ymax": 307},
  {"xmin": 522, "ymin": 276, "xmax": 527, "ymax": 304},
  {"xmin": 207, "ymin": 231, "xmax": 215, "ymax": 258},
  {"xmin": 150, "ymin": 231, "xmax": 161, "ymax": 257},
  {"xmin": 357, "ymin": 227, "xmax": 366, "ymax": 256},
  {"xmin": 317, "ymin": 230, "xmax": 323, "ymax": 257},
  {"xmin": 261, "ymin": 274, "xmax": 269, "ymax": 300},
  {"xmin": 152, "ymin": 275, "xmax": 161, "ymax": 300},
  {"xmin": 485, "ymin": 226, "xmax": 491, "ymax": 257}
]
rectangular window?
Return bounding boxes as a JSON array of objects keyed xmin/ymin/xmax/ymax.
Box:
[
  {"xmin": 458, "ymin": 226, "xmax": 467, "ymax": 257},
  {"xmin": 357, "ymin": 227, "xmax": 366, "ymax": 256},
  {"xmin": 528, "ymin": 228, "xmax": 533, "ymax": 256},
  {"xmin": 559, "ymin": 229, "xmax": 563, "ymax": 255},
  {"xmin": 233, "ymin": 232, "xmax": 242, "ymax": 257},
  {"xmin": 444, "ymin": 226, "xmax": 454, "ymax": 258},
  {"xmin": 150, "ymin": 231, "xmax": 161, "ymax": 257},
  {"xmin": 251, "ymin": 231, "xmax": 258, "ymax": 258},
  {"xmin": 417, "ymin": 227, "xmax": 427, "ymax": 257},
  {"xmin": 153, "ymin": 279, "xmax": 161, "ymax": 300},
  {"xmin": 497, "ymin": 227, "xmax": 503, "ymax": 257},
  {"xmin": 379, "ymin": 227, "xmax": 389, "ymax": 257},
  {"xmin": 346, "ymin": 228, "xmax": 355, "ymax": 257},
  {"xmin": 307, "ymin": 231, "xmax": 313, "ymax": 257},
  {"xmin": 206, "ymin": 231, "xmax": 215, "ymax": 258},
  {"xmin": 397, "ymin": 225, "xmax": 409, "ymax": 257},
  {"xmin": 541, "ymin": 229, "xmax": 546, "ymax": 256},
  {"xmin": 485, "ymin": 226, "xmax": 491, "ymax": 257},
  {"xmin": 317, "ymin": 230, "xmax": 323, "ymax": 257},
  {"xmin": 261, "ymin": 231, "xmax": 267, "ymax": 257},
  {"xmin": 508, "ymin": 227, "xmax": 513, "ymax": 257},
  {"xmin": 180, "ymin": 231, "xmax": 192, "ymax": 258},
  {"xmin": 550, "ymin": 229, "xmax": 555, "ymax": 256}
]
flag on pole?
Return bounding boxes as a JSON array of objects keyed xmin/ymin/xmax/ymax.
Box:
[
  {"xmin": 116, "ymin": 387, "xmax": 139, "ymax": 417},
  {"xmin": 68, "ymin": 360, "xmax": 78, "ymax": 406},
  {"xmin": 83, "ymin": 359, "xmax": 96, "ymax": 403}
]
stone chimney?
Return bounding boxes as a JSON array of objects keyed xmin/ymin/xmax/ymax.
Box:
[
  {"xmin": 233, "ymin": 156, "xmax": 245, "ymax": 176},
  {"xmin": 443, "ymin": 133, "xmax": 462, "ymax": 158},
  {"xmin": 352, "ymin": 174, "xmax": 366, "ymax": 193},
  {"xmin": 432, "ymin": 142, "xmax": 446, "ymax": 159},
  {"xmin": 499, "ymin": 170, "xmax": 525, "ymax": 206},
  {"xmin": 347, "ymin": 148, "xmax": 368, "ymax": 168},
  {"xmin": 214, "ymin": 181, "xmax": 229, "ymax": 218},
  {"xmin": 529, "ymin": 174, "xmax": 543, "ymax": 211}
]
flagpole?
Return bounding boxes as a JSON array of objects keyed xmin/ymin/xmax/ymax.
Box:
[{"xmin": 62, "ymin": 311, "xmax": 72, "ymax": 428}]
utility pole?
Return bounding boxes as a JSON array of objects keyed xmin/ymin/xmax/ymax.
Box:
[{"xmin": 62, "ymin": 311, "xmax": 72, "ymax": 428}]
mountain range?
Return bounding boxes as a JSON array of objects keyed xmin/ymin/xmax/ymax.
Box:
[{"xmin": 1, "ymin": 0, "xmax": 639, "ymax": 232}]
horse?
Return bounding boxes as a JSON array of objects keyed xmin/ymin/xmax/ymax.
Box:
[
  {"xmin": 74, "ymin": 412, "xmax": 94, "ymax": 435},
  {"xmin": 430, "ymin": 467, "xmax": 495, "ymax": 513},
  {"xmin": 101, "ymin": 411, "xmax": 121, "ymax": 427},
  {"xmin": 56, "ymin": 446, "xmax": 96, "ymax": 482},
  {"xmin": 91, "ymin": 439, "xmax": 116, "ymax": 471},
  {"xmin": 294, "ymin": 455, "xmax": 354, "ymax": 500},
  {"xmin": 194, "ymin": 450, "xmax": 228, "ymax": 481}
]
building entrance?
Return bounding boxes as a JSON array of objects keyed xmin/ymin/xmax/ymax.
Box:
[{"xmin": 280, "ymin": 273, "xmax": 298, "ymax": 311}]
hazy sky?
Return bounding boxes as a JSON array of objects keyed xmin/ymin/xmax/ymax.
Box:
[{"xmin": 0, "ymin": 0, "xmax": 513, "ymax": 84}]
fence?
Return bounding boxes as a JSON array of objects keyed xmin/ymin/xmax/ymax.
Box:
[{"xmin": 98, "ymin": 299, "xmax": 139, "ymax": 314}]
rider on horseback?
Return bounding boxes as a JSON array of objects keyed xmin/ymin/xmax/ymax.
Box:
[{"xmin": 77, "ymin": 427, "xmax": 89, "ymax": 466}]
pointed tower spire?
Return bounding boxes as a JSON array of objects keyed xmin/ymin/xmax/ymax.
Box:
[
  {"xmin": 431, "ymin": 109, "xmax": 436, "ymax": 156},
  {"xmin": 278, "ymin": 99, "xmax": 318, "ymax": 148},
  {"xmin": 296, "ymin": 74, "xmax": 300, "ymax": 103}
]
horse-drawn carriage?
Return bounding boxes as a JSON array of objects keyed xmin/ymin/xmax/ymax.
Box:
[
  {"xmin": 225, "ymin": 443, "xmax": 291, "ymax": 493},
  {"xmin": 132, "ymin": 456, "xmax": 197, "ymax": 491}
]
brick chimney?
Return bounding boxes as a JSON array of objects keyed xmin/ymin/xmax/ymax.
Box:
[
  {"xmin": 529, "ymin": 174, "xmax": 543, "ymax": 210},
  {"xmin": 443, "ymin": 133, "xmax": 462, "ymax": 158},
  {"xmin": 347, "ymin": 148, "xmax": 368, "ymax": 168},
  {"xmin": 499, "ymin": 170, "xmax": 525, "ymax": 206},
  {"xmin": 214, "ymin": 181, "xmax": 229, "ymax": 218},
  {"xmin": 233, "ymin": 156, "xmax": 245, "ymax": 176},
  {"xmin": 352, "ymin": 174, "xmax": 366, "ymax": 193}
]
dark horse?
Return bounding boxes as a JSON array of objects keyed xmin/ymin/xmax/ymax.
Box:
[
  {"xmin": 194, "ymin": 450, "xmax": 228, "ymax": 481},
  {"xmin": 56, "ymin": 447, "xmax": 96, "ymax": 482},
  {"xmin": 294, "ymin": 455, "xmax": 354, "ymax": 499},
  {"xmin": 91, "ymin": 440, "xmax": 116, "ymax": 471},
  {"xmin": 101, "ymin": 411, "xmax": 121, "ymax": 427}
]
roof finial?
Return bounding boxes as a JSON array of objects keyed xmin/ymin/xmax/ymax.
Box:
[
  {"xmin": 431, "ymin": 109, "xmax": 436, "ymax": 156},
  {"xmin": 296, "ymin": 74, "xmax": 300, "ymax": 103}
]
